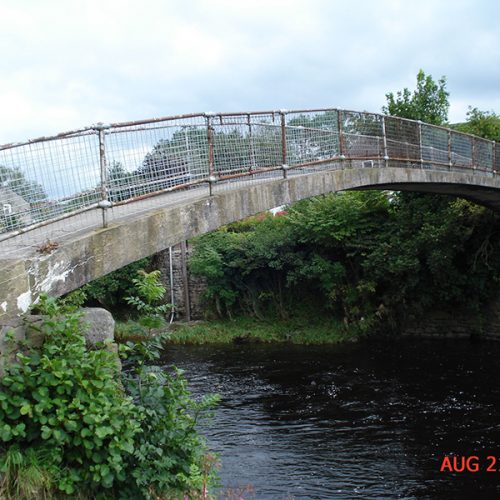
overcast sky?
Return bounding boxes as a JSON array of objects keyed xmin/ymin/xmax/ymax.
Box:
[{"xmin": 1, "ymin": 0, "xmax": 499, "ymax": 144}]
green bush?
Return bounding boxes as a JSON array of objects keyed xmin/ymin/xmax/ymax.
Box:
[
  {"xmin": 0, "ymin": 295, "xmax": 218, "ymax": 498},
  {"xmin": 0, "ymin": 296, "xmax": 140, "ymax": 496},
  {"xmin": 190, "ymin": 190, "xmax": 500, "ymax": 334},
  {"xmin": 122, "ymin": 365, "xmax": 219, "ymax": 497},
  {"xmin": 79, "ymin": 257, "xmax": 151, "ymax": 312},
  {"xmin": 125, "ymin": 269, "xmax": 172, "ymax": 334}
]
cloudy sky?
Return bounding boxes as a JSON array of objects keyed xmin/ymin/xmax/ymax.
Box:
[{"xmin": 1, "ymin": 0, "xmax": 499, "ymax": 144}]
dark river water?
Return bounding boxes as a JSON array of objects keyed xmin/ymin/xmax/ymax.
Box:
[{"xmin": 162, "ymin": 339, "xmax": 500, "ymax": 499}]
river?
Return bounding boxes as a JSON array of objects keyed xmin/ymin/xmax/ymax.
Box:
[{"xmin": 162, "ymin": 339, "xmax": 500, "ymax": 499}]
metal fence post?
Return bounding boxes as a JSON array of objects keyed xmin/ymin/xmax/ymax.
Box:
[
  {"xmin": 206, "ymin": 114, "xmax": 216, "ymax": 195},
  {"xmin": 448, "ymin": 130, "xmax": 452, "ymax": 170},
  {"xmin": 472, "ymin": 137, "xmax": 476, "ymax": 171},
  {"xmin": 418, "ymin": 120, "xmax": 424, "ymax": 168},
  {"xmin": 381, "ymin": 116, "xmax": 389, "ymax": 168},
  {"xmin": 96, "ymin": 123, "xmax": 111, "ymax": 228},
  {"xmin": 493, "ymin": 141, "xmax": 497, "ymax": 174},
  {"xmin": 247, "ymin": 114, "xmax": 255, "ymax": 175},
  {"xmin": 337, "ymin": 110, "xmax": 345, "ymax": 166},
  {"xmin": 280, "ymin": 111, "xmax": 288, "ymax": 179}
]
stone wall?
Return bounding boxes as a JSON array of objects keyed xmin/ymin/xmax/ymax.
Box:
[
  {"xmin": 151, "ymin": 243, "xmax": 207, "ymax": 320},
  {"xmin": 402, "ymin": 298, "xmax": 500, "ymax": 340}
]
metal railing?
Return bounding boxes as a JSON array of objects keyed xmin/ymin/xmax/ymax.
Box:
[{"xmin": 0, "ymin": 108, "xmax": 498, "ymax": 240}]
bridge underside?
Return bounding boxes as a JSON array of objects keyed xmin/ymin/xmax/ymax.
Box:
[
  {"xmin": 354, "ymin": 181, "xmax": 500, "ymax": 212},
  {"xmin": 2, "ymin": 165, "xmax": 500, "ymax": 317}
]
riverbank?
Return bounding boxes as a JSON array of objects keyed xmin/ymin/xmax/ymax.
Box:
[{"xmin": 116, "ymin": 316, "xmax": 359, "ymax": 345}]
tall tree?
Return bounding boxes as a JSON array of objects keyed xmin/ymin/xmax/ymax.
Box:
[
  {"xmin": 453, "ymin": 107, "xmax": 500, "ymax": 142},
  {"xmin": 139, "ymin": 139, "xmax": 190, "ymax": 190},
  {"xmin": 382, "ymin": 69, "xmax": 449, "ymax": 125}
]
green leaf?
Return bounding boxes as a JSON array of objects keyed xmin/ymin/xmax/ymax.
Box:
[
  {"xmin": 95, "ymin": 426, "xmax": 112, "ymax": 439},
  {"xmin": 19, "ymin": 404, "xmax": 31, "ymax": 416},
  {"xmin": 64, "ymin": 420, "xmax": 78, "ymax": 432},
  {"xmin": 81, "ymin": 428, "xmax": 92, "ymax": 438}
]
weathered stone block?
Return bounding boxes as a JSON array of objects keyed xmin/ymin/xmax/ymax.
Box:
[
  {"xmin": 79, "ymin": 307, "xmax": 115, "ymax": 347},
  {"xmin": 0, "ymin": 307, "xmax": 118, "ymax": 376}
]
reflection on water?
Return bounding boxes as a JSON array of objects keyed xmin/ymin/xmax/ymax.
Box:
[{"xmin": 162, "ymin": 339, "xmax": 500, "ymax": 499}]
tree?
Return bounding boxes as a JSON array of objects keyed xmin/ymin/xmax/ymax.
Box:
[
  {"xmin": 107, "ymin": 161, "xmax": 137, "ymax": 202},
  {"xmin": 382, "ymin": 69, "xmax": 449, "ymax": 125},
  {"xmin": 453, "ymin": 107, "xmax": 500, "ymax": 142},
  {"xmin": 0, "ymin": 165, "xmax": 47, "ymax": 204},
  {"xmin": 139, "ymin": 140, "xmax": 191, "ymax": 192}
]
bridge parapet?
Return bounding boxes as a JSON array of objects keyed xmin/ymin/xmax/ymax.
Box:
[{"xmin": 0, "ymin": 108, "xmax": 498, "ymax": 244}]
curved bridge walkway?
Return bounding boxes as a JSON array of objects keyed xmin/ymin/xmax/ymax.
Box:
[{"xmin": 0, "ymin": 108, "xmax": 498, "ymax": 316}]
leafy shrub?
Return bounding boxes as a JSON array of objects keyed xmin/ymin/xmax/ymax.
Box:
[
  {"xmin": 0, "ymin": 295, "xmax": 218, "ymax": 498},
  {"xmin": 0, "ymin": 296, "xmax": 141, "ymax": 496},
  {"xmin": 125, "ymin": 269, "xmax": 172, "ymax": 334},
  {"xmin": 79, "ymin": 257, "xmax": 151, "ymax": 312},
  {"xmin": 122, "ymin": 365, "xmax": 219, "ymax": 497},
  {"xmin": 190, "ymin": 190, "xmax": 500, "ymax": 333}
]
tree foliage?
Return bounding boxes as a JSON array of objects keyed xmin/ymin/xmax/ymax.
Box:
[
  {"xmin": 0, "ymin": 165, "xmax": 47, "ymax": 204},
  {"xmin": 77, "ymin": 257, "xmax": 151, "ymax": 313},
  {"xmin": 382, "ymin": 69, "xmax": 449, "ymax": 125},
  {"xmin": 190, "ymin": 191, "xmax": 500, "ymax": 333},
  {"xmin": 453, "ymin": 107, "xmax": 500, "ymax": 142}
]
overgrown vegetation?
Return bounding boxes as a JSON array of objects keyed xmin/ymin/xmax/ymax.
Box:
[
  {"xmin": 77, "ymin": 257, "xmax": 151, "ymax": 314},
  {"xmin": 124, "ymin": 269, "xmax": 172, "ymax": 334},
  {"xmin": 0, "ymin": 293, "xmax": 218, "ymax": 499},
  {"xmin": 189, "ymin": 192, "xmax": 500, "ymax": 334}
]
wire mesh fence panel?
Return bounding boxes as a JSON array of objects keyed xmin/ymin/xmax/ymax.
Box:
[
  {"xmin": 285, "ymin": 110, "xmax": 340, "ymax": 166},
  {"xmin": 450, "ymin": 132, "xmax": 473, "ymax": 168},
  {"xmin": 0, "ymin": 108, "xmax": 498, "ymax": 245},
  {"xmin": 342, "ymin": 111, "xmax": 384, "ymax": 159},
  {"xmin": 104, "ymin": 116, "xmax": 208, "ymax": 203},
  {"xmin": 248, "ymin": 114, "xmax": 283, "ymax": 169},
  {"xmin": 211, "ymin": 115, "xmax": 252, "ymax": 177},
  {"xmin": 421, "ymin": 124, "xmax": 449, "ymax": 165},
  {"xmin": 474, "ymin": 138, "xmax": 493, "ymax": 172},
  {"xmin": 0, "ymin": 132, "xmax": 100, "ymax": 235},
  {"xmin": 384, "ymin": 117, "xmax": 420, "ymax": 162}
]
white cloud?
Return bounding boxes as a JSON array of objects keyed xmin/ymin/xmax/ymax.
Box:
[{"xmin": 0, "ymin": 0, "xmax": 498, "ymax": 143}]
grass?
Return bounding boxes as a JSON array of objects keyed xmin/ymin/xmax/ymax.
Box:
[
  {"xmin": 162, "ymin": 315, "xmax": 357, "ymax": 345},
  {"xmin": 0, "ymin": 446, "xmax": 55, "ymax": 500},
  {"xmin": 115, "ymin": 314, "xmax": 362, "ymax": 346}
]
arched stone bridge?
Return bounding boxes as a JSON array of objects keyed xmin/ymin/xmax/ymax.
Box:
[{"xmin": 0, "ymin": 108, "xmax": 498, "ymax": 317}]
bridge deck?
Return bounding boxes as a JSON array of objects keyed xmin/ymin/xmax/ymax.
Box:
[{"xmin": 0, "ymin": 106, "xmax": 498, "ymax": 316}]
